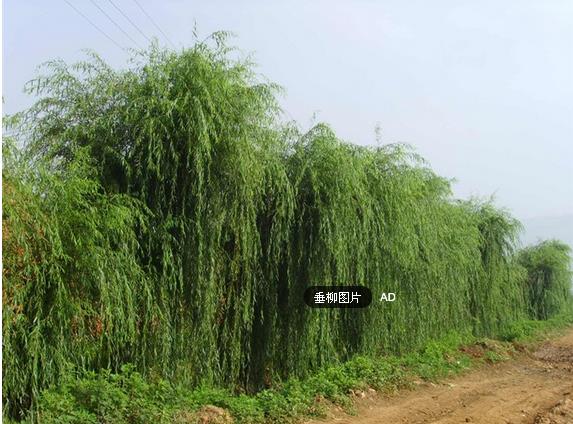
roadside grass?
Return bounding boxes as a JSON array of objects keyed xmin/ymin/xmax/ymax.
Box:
[
  {"xmin": 9, "ymin": 312, "xmax": 570, "ymax": 424},
  {"xmin": 498, "ymin": 312, "xmax": 573, "ymax": 343}
]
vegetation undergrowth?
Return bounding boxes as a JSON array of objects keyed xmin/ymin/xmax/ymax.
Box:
[
  {"xmin": 499, "ymin": 312, "xmax": 573, "ymax": 343},
  {"xmin": 11, "ymin": 314, "xmax": 571, "ymax": 424}
]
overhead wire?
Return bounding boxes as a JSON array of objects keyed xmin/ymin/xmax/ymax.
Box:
[
  {"xmin": 132, "ymin": 0, "xmax": 176, "ymax": 48},
  {"xmin": 62, "ymin": 0, "xmax": 125, "ymax": 51},
  {"xmin": 88, "ymin": 0, "xmax": 143, "ymax": 48},
  {"xmin": 106, "ymin": 0, "xmax": 152, "ymax": 45}
]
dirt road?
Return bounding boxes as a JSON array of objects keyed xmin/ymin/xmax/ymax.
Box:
[{"xmin": 309, "ymin": 329, "xmax": 573, "ymax": 424}]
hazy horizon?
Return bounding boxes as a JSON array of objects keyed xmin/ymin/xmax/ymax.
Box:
[{"xmin": 3, "ymin": 1, "xmax": 573, "ymax": 226}]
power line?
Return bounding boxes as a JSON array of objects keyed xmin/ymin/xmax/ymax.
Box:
[
  {"xmin": 63, "ymin": 0, "xmax": 125, "ymax": 51},
  {"xmin": 106, "ymin": 0, "xmax": 151, "ymax": 45},
  {"xmin": 88, "ymin": 0, "xmax": 142, "ymax": 48},
  {"xmin": 132, "ymin": 0, "xmax": 176, "ymax": 48}
]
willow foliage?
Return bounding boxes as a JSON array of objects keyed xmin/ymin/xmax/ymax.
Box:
[
  {"xmin": 3, "ymin": 35, "xmax": 572, "ymax": 419},
  {"xmin": 518, "ymin": 240, "xmax": 573, "ymax": 320},
  {"xmin": 3, "ymin": 144, "xmax": 150, "ymax": 418}
]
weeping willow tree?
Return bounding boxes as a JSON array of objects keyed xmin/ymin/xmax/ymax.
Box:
[
  {"xmin": 3, "ymin": 34, "xmax": 571, "ymax": 420},
  {"xmin": 5, "ymin": 35, "xmax": 295, "ymax": 416},
  {"xmin": 467, "ymin": 203, "xmax": 527, "ymax": 336},
  {"xmin": 518, "ymin": 240, "xmax": 573, "ymax": 320},
  {"xmin": 2, "ymin": 141, "xmax": 151, "ymax": 418},
  {"xmin": 274, "ymin": 124, "xmax": 479, "ymax": 377}
]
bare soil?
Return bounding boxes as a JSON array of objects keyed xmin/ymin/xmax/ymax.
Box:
[{"xmin": 307, "ymin": 329, "xmax": 573, "ymax": 424}]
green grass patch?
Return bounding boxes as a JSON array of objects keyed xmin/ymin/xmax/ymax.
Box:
[
  {"xmin": 12, "ymin": 317, "xmax": 568, "ymax": 424},
  {"xmin": 499, "ymin": 312, "xmax": 573, "ymax": 343}
]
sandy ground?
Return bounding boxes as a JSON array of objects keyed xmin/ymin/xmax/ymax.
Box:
[{"xmin": 307, "ymin": 329, "xmax": 573, "ymax": 424}]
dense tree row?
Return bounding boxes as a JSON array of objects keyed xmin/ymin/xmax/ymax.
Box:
[{"xmin": 3, "ymin": 36, "xmax": 572, "ymax": 418}]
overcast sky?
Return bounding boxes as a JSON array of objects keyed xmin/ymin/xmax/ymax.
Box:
[{"xmin": 3, "ymin": 0, "xmax": 573, "ymax": 221}]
